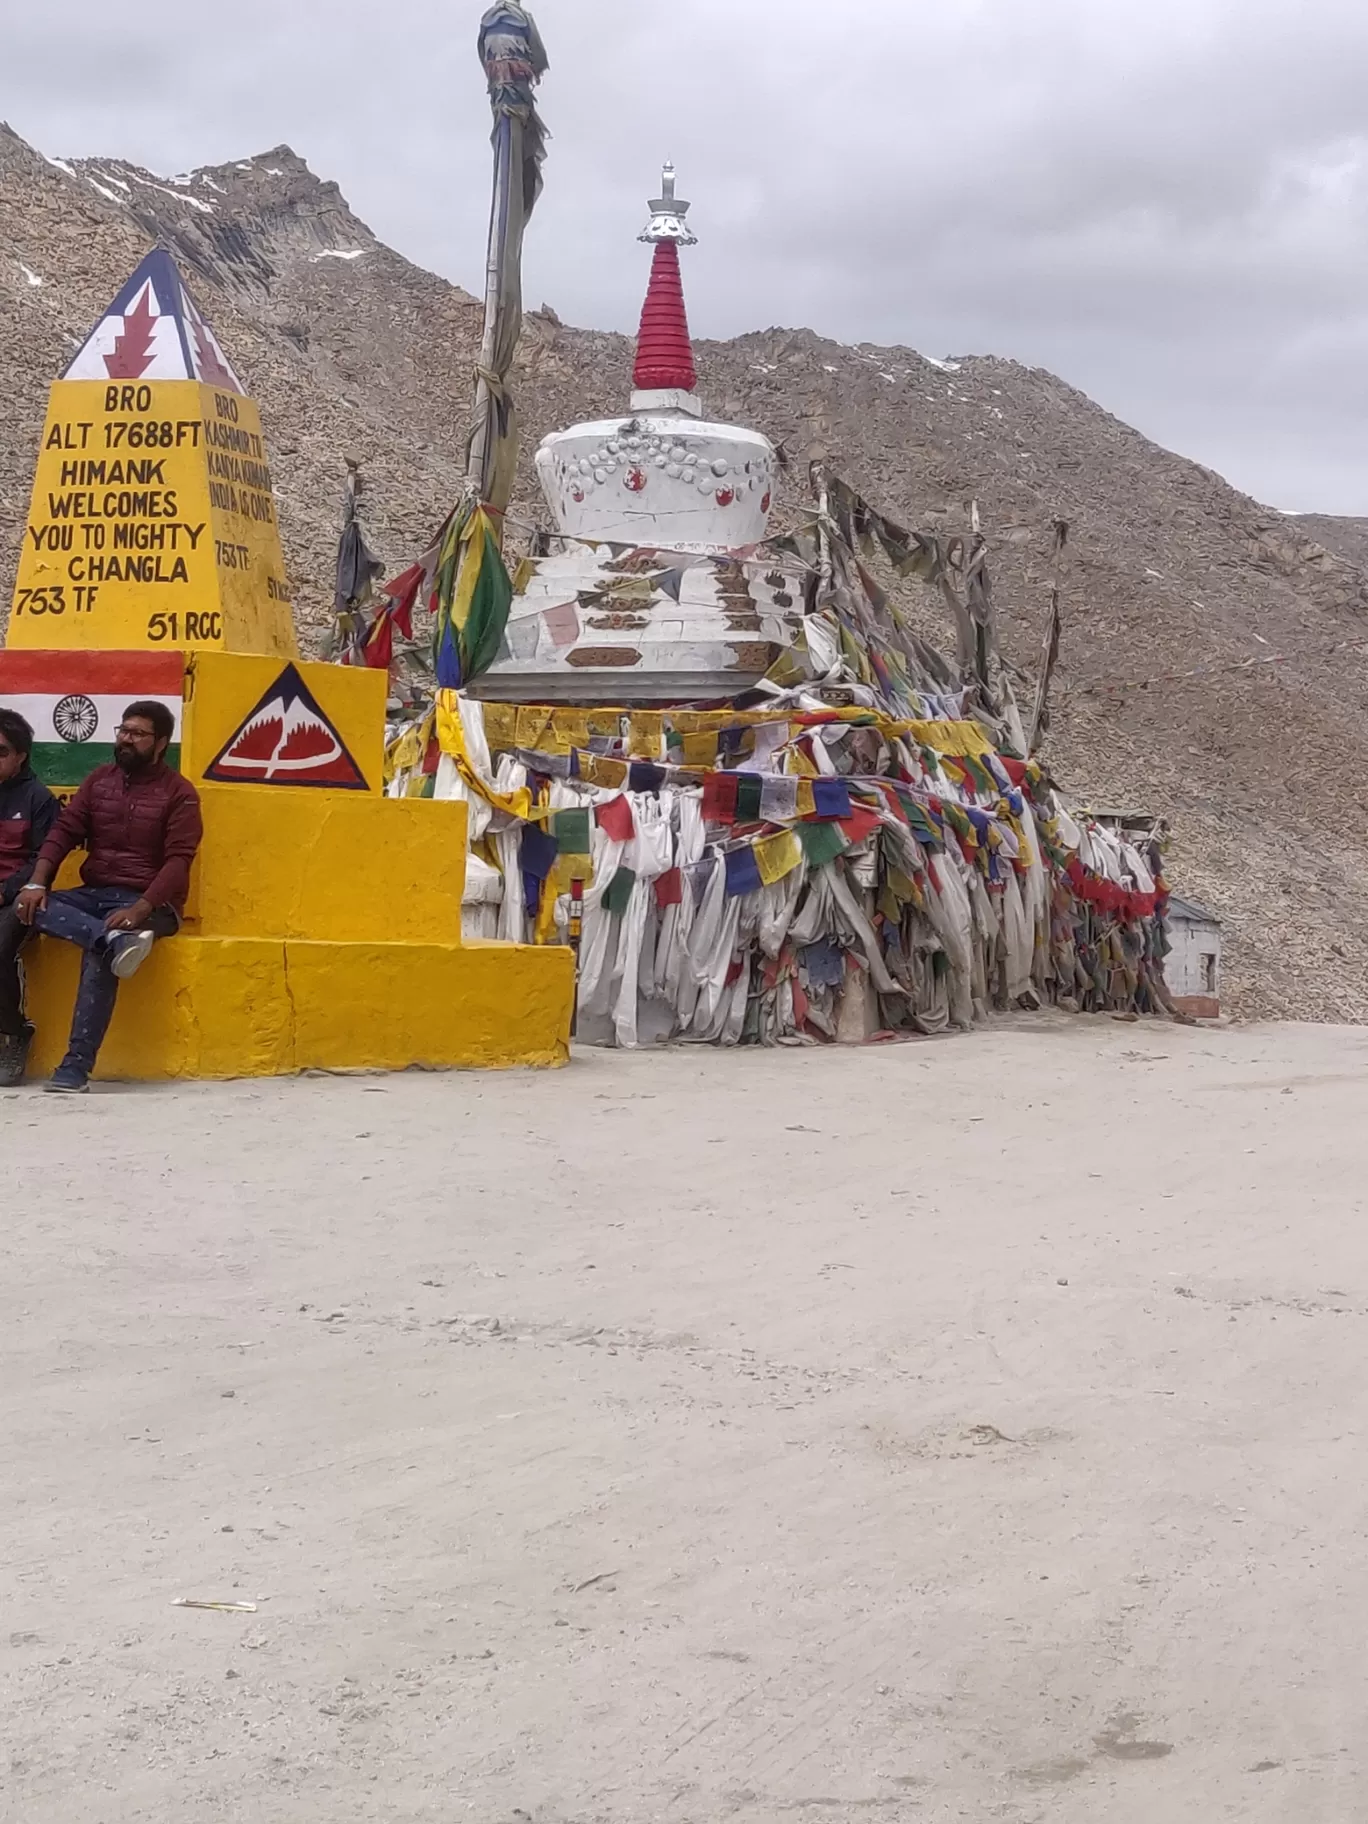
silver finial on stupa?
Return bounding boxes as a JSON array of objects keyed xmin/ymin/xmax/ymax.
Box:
[{"xmin": 639, "ymin": 163, "xmax": 698, "ymax": 246}]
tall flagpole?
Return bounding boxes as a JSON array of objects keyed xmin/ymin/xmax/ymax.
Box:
[
  {"xmin": 428, "ymin": 6, "xmax": 546, "ymax": 691},
  {"xmin": 467, "ymin": 112, "xmax": 514, "ymax": 497},
  {"xmin": 468, "ymin": 5, "xmax": 548, "ymax": 523}
]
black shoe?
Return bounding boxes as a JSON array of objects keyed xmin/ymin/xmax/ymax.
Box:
[
  {"xmin": 0, "ymin": 1023, "xmax": 34, "ymax": 1088},
  {"xmin": 45, "ymin": 1065, "xmax": 90, "ymax": 1095}
]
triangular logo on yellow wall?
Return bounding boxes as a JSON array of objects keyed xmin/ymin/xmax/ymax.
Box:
[{"xmin": 205, "ymin": 663, "xmax": 368, "ymax": 789}]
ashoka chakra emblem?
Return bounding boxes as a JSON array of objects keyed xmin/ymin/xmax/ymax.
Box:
[{"xmin": 53, "ymin": 695, "xmax": 99, "ymax": 745}]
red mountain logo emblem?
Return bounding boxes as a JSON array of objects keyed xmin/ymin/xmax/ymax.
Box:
[{"xmin": 205, "ymin": 664, "xmax": 368, "ymax": 789}]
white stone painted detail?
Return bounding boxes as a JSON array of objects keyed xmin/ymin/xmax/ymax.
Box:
[{"xmin": 535, "ymin": 411, "xmax": 777, "ymax": 555}]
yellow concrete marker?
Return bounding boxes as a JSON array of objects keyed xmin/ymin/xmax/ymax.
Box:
[
  {"xmin": 1, "ymin": 247, "xmax": 576, "ymax": 1080},
  {"xmin": 8, "ymin": 250, "xmax": 296, "ymax": 657}
]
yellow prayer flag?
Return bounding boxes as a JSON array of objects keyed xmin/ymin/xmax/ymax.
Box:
[
  {"xmin": 385, "ymin": 715, "xmax": 427, "ymax": 784},
  {"xmin": 906, "ymin": 719, "xmax": 995, "ymax": 759},
  {"xmin": 580, "ymin": 754, "xmax": 628, "ymax": 790},
  {"xmin": 626, "ymin": 712, "xmax": 666, "ymax": 758},
  {"xmin": 533, "ymin": 877, "xmax": 560, "ymax": 944},
  {"xmin": 552, "ymin": 853, "xmax": 594, "ymax": 893},
  {"xmin": 435, "ymin": 695, "xmax": 534, "ymax": 821},
  {"xmin": 481, "ymin": 702, "xmax": 517, "ymax": 751},
  {"xmin": 755, "ymin": 830, "xmax": 803, "ymax": 886},
  {"xmin": 552, "ymin": 711, "xmax": 593, "ymax": 751},
  {"xmin": 586, "ymin": 708, "xmax": 626, "ymax": 738},
  {"xmin": 514, "ymin": 705, "xmax": 555, "ymax": 751},
  {"xmin": 681, "ymin": 732, "xmax": 720, "ymax": 767}
]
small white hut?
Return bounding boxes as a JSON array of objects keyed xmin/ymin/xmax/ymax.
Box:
[{"xmin": 1165, "ymin": 896, "xmax": 1223, "ymax": 1018}]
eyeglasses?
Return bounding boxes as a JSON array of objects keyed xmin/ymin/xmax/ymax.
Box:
[
  {"xmin": 115, "ymin": 725, "xmax": 157, "ymax": 740},
  {"xmin": 0, "ymin": 745, "xmax": 13, "ymax": 758}
]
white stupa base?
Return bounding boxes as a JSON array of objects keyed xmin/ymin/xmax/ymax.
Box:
[
  {"xmin": 630, "ymin": 388, "xmax": 703, "ymax": 417},
  {"xmin": 536, "ymin": 414, "xmax": 778, "ymax": 553},
  {"xmin": 472, "ymin": 541, "xmax": 809, "ymax": 707},
  {"xmin": 468, "ymin": 651, "xmax": 785, "ymax": 706}
]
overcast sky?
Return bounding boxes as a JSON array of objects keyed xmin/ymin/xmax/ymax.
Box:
[{"xmin": 8, "ymin": 0, "xmax": 1368, "ymax": 512}]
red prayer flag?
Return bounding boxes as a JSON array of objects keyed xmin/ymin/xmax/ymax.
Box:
[
  {"xmin": 382, "ymin": 563, "xmax": 425, "ymax": 640},
  {"xmin": 702, "ymin": 770, "xmax": 740, "ymax": 824},
  {"xmin": 655, "ymin": 867, "xmax": 683, "ymax": 908},
  {"xmin": 361, "ymin": 610, "xmax": 394, "ymax": 670},
  {"xmin": 839, "ymin": 806, "xmax": 882, "ymax": 846},
  {"xmin": 877, "ymin": 782, "xmax": 908, "ymax": 823},
  {"xmin": 596, "ymin": 794, "xmax": 636, "ymax": 842}
]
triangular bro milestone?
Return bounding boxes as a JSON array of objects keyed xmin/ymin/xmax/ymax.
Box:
[{"xmin": 63, "ymin": 248, "xmax": 245, "ymax": 393}]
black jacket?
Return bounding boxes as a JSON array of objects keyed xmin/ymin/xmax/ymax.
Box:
[{"xmin": 0, "ymin": 764, "xmax": 59, "ymax": 905}]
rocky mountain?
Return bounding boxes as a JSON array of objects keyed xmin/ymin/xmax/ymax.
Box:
[
  {"xmin": 1295, "ymin": 515, "xmax": 1368, "ymax": 574},
  {"xmin": 2, "ymin": 121, "xmax": 1366, "ymax": 1021}
]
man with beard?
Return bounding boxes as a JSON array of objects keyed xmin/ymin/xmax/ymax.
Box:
[{"xmin": 0, "ymin": 700, "xmax": 202, "ymax": 1093}]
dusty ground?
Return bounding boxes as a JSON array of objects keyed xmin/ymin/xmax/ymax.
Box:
[{"xmin": 4, "ymin": 1017, "xmax": 1368, "ymax": 1823}]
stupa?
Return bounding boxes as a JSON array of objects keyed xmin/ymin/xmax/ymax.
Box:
[{"xmin": 471, "ymin": 167, "xmax": 809, "ymax": 704}]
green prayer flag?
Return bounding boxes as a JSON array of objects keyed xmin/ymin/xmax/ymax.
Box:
[
  {"xmin": 552, "ymin": 807, "xmax": 592, "ymax": 853},
  {"xmin": 464, "ymin": 524, "xmax": 514, "ymax": 680},
  {"xmin": 798, "ymin": 820, "xmax": 848, "ymax": 868},
  {"xmin": 734, "ymin": 773, "xmax": 764, "ymax": 822},
  {"xmin": 603, "ymin": 866, "xmax": 637, "ymax": 916}
]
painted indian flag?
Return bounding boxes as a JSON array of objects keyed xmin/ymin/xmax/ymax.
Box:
[{"xmin": 0, "ymin": 650, "xmax": 185, "ymax": 786}]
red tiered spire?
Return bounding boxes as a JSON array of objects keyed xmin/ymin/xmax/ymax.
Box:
[
  {"xmin": 632, "ymin": 164, "xmax": 700, "ymax": 405},
  {"xmin": 634, "ymin": 241, "xmax": 697, "ymax": 393}
]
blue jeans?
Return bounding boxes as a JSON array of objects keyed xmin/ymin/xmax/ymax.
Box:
[{"xmin": 23, "ymin": 887, "xmax": 178, "ymax": 1078}]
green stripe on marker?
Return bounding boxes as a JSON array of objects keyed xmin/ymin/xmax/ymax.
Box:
[{"xmin": 30, "ymin": 742, "xmax": 183, "ymax": 787}]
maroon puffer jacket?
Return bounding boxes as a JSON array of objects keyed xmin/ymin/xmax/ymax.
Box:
[{"xmin": 37, "ymin": 762, "xmax": 203, "ymax": 912}]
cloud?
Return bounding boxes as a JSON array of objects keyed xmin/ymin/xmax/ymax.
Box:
[{"xmin": 7, "ymin": 0, "xmax": 1368, "ymax": 509}]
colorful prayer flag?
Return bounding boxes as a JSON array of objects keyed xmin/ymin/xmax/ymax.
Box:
[
  {"xmin": 703, "ymin": 771, "xmax": 740, "ymax": 825},
  {"xmin": 681, "ymin": 731, "xmax": 721, "ymax": 767},
  {"xmin": 798, "ymin": 820, "xmax": 849, "ymax": 867},
  {"xmin": 755, "ymin": 830, "xmax": 802, "ymax": 885},
  {"xmin": 431, "ymin": 502, "xmax": 515, "ymax": 688},
  {"xmin": 724, "ymin": 844, "xmax": 764, "ymax": 897},
  {"xmin": 734, "ymin": 773, "xmax": 764, "ymax": 823},
  {"xmin": 839, "ymin": 806, "xmax": 882, "ymax": 846},
  {"xmin": 520, "ymin": 824, "xmax": 558, "ymax": 879},
  {"xmin": 596, "ymin": 795, "xmax": 636, "ymax": 842},
  {"xmin": 603, "ymin": 866, "xmax": 637, "ymax": 916},
  {"xmin": 759, "ymin": 776, "xmax": 800, "ymax": 823},
  {"xmin": 811, "ymin": 778, "xmax": 853, "ymax": 820},
  {"xmin": 552, "ymin": 808, "xmax": 591, "ymax": 853},
  {"xmin": 628, "ymin": 761, "xmax": 666, "ymax": 795}
]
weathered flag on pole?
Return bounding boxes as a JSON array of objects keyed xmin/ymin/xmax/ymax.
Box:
[
  {"xmin": 431, "ymin": 504, "xmax": 514, "ymax": 690},
  {"xmin": 429, "ymin": 3, "xmax": 548, "ymax": 688},
  {"xmin": 470, "ymin": 2, "xmax": 549, "ymax": 514}
]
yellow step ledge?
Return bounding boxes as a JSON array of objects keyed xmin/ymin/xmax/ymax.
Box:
[
  {"xmin": 1, "ymin": 652, "xmax": 577, "ymax": 1081},
  {"xmin": 22, "ymin": 936, "xmax": 574, "ymax": 1081}
]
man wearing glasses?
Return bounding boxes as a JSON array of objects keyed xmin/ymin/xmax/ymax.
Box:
[{"xmin": 0, "ymin": 700, "xmax": 203, "ymax": 1093}]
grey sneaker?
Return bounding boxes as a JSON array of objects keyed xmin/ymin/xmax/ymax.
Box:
[
  {"xmin": 45, "ymin": 1065, "xmax": 89, "ymax": 1094},
  {"xmin": 0, "ymin": 1023, "xmax": 34, "ymax": 1088},
  {"xmin": 109, "ymin": 929, "xmax": 155, "ymax": 979}
]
